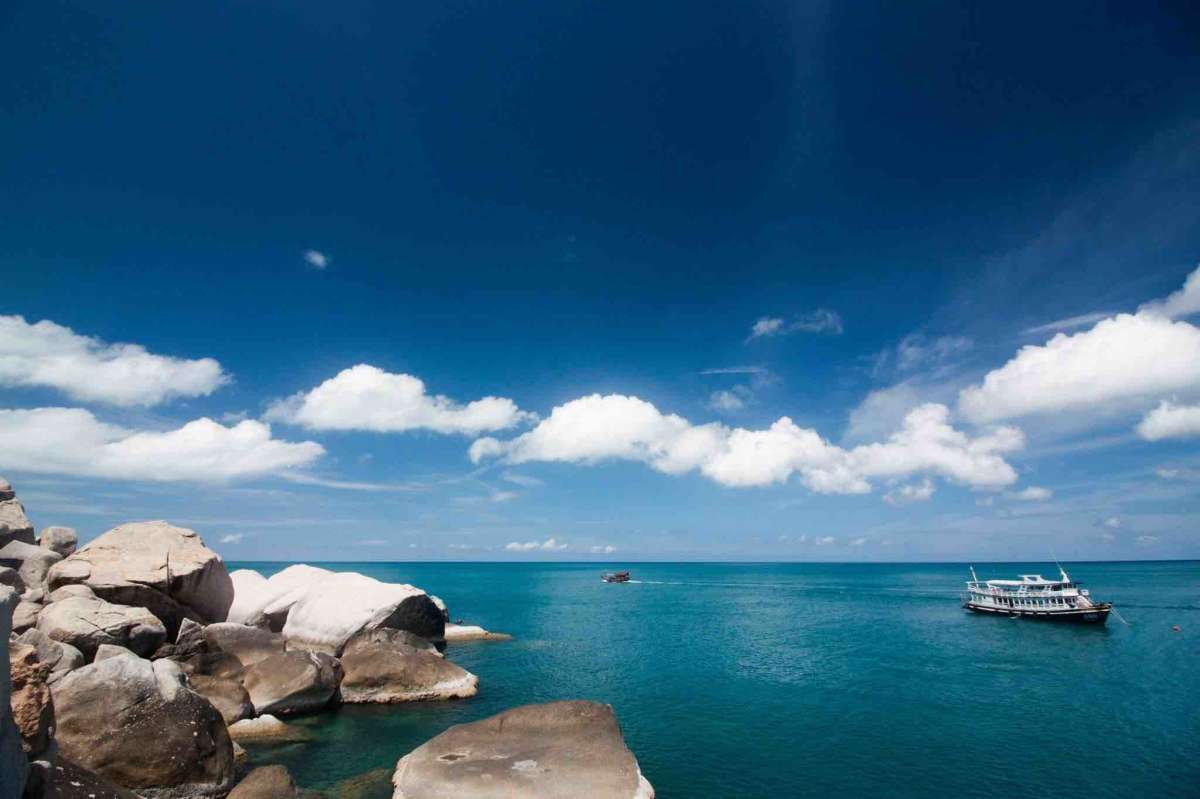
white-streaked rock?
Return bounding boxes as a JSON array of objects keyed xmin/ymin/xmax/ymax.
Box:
[
  {"xmin": 47, "ymin": 521, "xmax": 233, "ymax": 626},
  {"xmin": 36, "ymin": 596, "xmax": 166, "ymax": 660},
  {"xmin": 443, "ymin": 624, "xmax": 512, "ymax": 643},
  {"xmin": 258, "ymin": 564, "xmax": 334, "ymax": 630},
  {"xmin": 391, "ymin": 701, "xmax": 655, "ymax": 799},
  {"xmin": 225, "ymin": 569, "xmax": 272, "ymax": 627},
  {"xmin": 283, "ymin": 572, "xmax": 444, "ymax": 655}
]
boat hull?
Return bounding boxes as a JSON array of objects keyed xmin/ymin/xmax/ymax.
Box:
[{"xmin": 963, "ymin": 602, "xmax": 1111, "ymax": 624}]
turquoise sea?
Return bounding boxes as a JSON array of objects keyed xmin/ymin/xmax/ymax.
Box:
[{"xmin": 231, "ymin": 561, "xmax": 1199, "ymax": 798}]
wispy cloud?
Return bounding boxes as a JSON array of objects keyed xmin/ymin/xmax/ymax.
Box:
[
  {"xmin": 747, "ymin": 309, "xmax": 843, "ymax": 341},
  {"xmin": 501, "ymin": 470, "xmax": 544, "ymax": 487},
  {"xmin": 279, "ymin": 472, "xmax": 427, "ymax": 492},
  {"xmin": 219, "ymin": 533, "xmax": 244, "ymax": 544},
  {"xmin": 590, "ymin": 544, "xmax": 616, "ymax": 554},
  {"xmin": 303, "ymin": 249, "xmax": 329, "ymax": 269},
  {"xmin": 505, "ymin": 537, "xmax": 568, "ymax": 552},
  {"xmin": 699, "ymin": 366, "xmax": 770, "ymax": 376},
  {"xmin": 1021, "ymin": 312, "xmax": 1113, "ymax": 335}
]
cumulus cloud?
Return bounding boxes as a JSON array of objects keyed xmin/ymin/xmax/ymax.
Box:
[
  {"xmin": 1010, "ymin": 486, "xmax": 1053, "ymax": 501},
  {"xmin": 0, "ymin": 315, "xmax": 228, "ymax": 407},
  {"xmin": 1136, "ymin": 401, "xmax": 1200, "ymax": 441},
  {"xmin": 303, "ymin": 249, "xmax": 329, "ymax": 269},
  {"xmin": 707, "ymin": 389, "xmax": 748, "ymax": 412},
  {"xmin": 883, "ymin": 478, "xmax": 935, "ymax": 506},
  {"xmin": 0, "ymin": 408, "xmax": 323, "ymax": 482},
  {"xmin": 266, "ymin": 364, "xmax": 534, "ymax": 435},
  {"xmin": 1138, "ymin": 263, "xmax": 1200, "ymax": 319},
  {"xmin": 470, "ymin": 394, "xmax": 1023, "ymax": 494},
  {"xmin": 747, "ymin": 309, "xmax": 843, "ymax": 340},
  {"xmin": 959, "ymin": 312, "xmax": 1200, "ymax": 422},
  {"xmin": 505, "ymin": 537, "xmax": 568, "ymax": 552}
]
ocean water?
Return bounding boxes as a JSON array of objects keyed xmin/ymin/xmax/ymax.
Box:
[{"xmin": 231, "ymin": 561, "xmax": 1200, "ymax": 798}]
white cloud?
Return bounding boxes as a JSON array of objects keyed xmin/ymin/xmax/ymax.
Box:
[
  {"xmin": 0, "ymin": 315, "xmax": 228, "ymax": 407},
  {"xmin": 303, "ymin": 249, "xmax": 329, "ymax": 269},
  {"xmin": 490, "ymin": 490, "xmax": 519, "ymax": 503},
  {"xmin": 883, "ymin": 478, "xmax": 935, "ymax": 506},
  {"xmin": 219, "ymin": 533, "xmax": 244, "ymax": 544},
  {"xmin": 959, "ymin": 312, "xmax": 1200, "ymax": 422},
  {"xmin": 505, "ymin": 537, "xmax": 568, "ymax": 552},
  {"xmin": 590, "ymin": 544, "xmax": 616, "ymax": 554},
  {"xmin": 1138, "ymin": 263, "xmax": 1200, "ymax": 319},
  {"xmin": 1135, "ymin": 535, "xmax": 1159, "ymax": 545},
  {"xmin": 815, "ymin": 536, "xmax": 835, "ymax": 545},
  {"xmin": 500, "ymin": 470, "xmax": 544, "ymax": 488},
  {"xmin": 266, "ymin": 364, "xmax": 534, "ymax": 435},
  {"xmin": 277, "ymin": 473, "xmax": 426, "ymax": 492},
  {"xmin": 358, "ymin": 539, "xmax": 388, "ymax": 546},
  {"xmin": 1103, "ymin": 516, "xmax": 1121, "ymax": 529},
  {"xmin": 1136, "ymin": 401, "xmax": 1200, "ymax": 441},
  {"xmin": 0, "ymin": 408, "xmax": 323, "ymax": 482},
  {"xmin": 1021, "ymin": 312, "xmax": 1114, "ymax": 335},
  {"xmin": 849, "ymin": 537, "xmax": 867, "ymax": 547},
  {"xmin": 471, "ymin": 395, "xmax": 1023, "ymax": 494},
  {"xmin": 699, "ymin": 366, "xmax": 770, "ymax": 376},
  {"xmin": 893, "ymin": 334, "xmax": 972, "ymax": 372},
  {"xmin": 1010, "ymin": 486, "xmax": 1053, "ymax": 502},
  {"xmin": 747, "ymin": 309, "xmax": 843, "ymax": 340},
  {"xmin": 707, "ymin": 389, "xmax": 747, "ymax": 412}
]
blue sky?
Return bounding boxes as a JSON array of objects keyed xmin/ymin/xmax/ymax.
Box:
[{"xmin": 2, "ymin": 1, "xmax": 1199, "ymax": 562}]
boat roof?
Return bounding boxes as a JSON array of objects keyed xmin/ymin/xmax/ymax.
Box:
[{"xmin": 986, "ymin": 574, "xmax": 1066, "ymax": 586}]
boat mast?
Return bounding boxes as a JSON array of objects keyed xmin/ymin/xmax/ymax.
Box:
[{"xmin": 969, "ymin": 565, "xmax": 978, "ymax": 584}]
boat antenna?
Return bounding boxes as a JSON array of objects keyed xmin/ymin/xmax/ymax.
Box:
[
  {"xmin": 1052, "ymin": 548, "xmax": 1068, "ymax": 582},
  {"xmin": 969, "ymin": 565, "xmax": 978, "ymax": 584}
]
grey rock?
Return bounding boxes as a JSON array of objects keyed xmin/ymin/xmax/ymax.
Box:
[
  {"xmin": 48, "ymin": 584, "xmax": 94, "ymax": 603},
  {"xmin": 0, "ymin": 493, "xmax": 35, "ymax": 547},
  {"xmin": 0, "ymin": 540, "xmax": 62, "ymax": 595},
  {"xmin": 44, "ymin": 757, "xmax": 138, "ymax": 799},
  {"xmin": 203, "ymin": 622, "xmax": 284, "ymax": 667},
  {"xmin": 227, "ymin": 765, "xmax": 298, "ymax": 799},
  {"xmin": 226, "ymin": 714, "xmax": 311, "ymax": 743},
  {"xmin": 0, "ymin": 477, "xmax": 12, "ymax": 502},
  {"xmin": 12, "ymin": 600, "xmax": 42, "ymax": 633},
  {"xmin": 187, "ymin": 674, "xmax": 254, "ymax": 724},
  {"xmin": 391, "ymin": 701, "xmax": 655, "ymax": 799},
  {"xmin": 14, "ymin": 629, "xmax": 84, "ymax": 685},
  {"xmin": 243, "ymin": 650, "xmax": 343, "ymax": 716},
  {"xmin": 2, "ymin": 586, "xmax": 30, "ymax": 798},
  {"xmin": 39, "ymin": 527, "xmax": 78, "ymax": 558},
  {"xmin": 36, "ymin": 596, "xmax": 166, "ymax": 660},
  {"xmin": 0, "ymin": 565, "xmax": 23, "ymax": 594},
  {"xmin": 93, "ymin": 644, "xmax": 136, "ymax": 663},
  {"xmin": 51, "ymin": 654, "xmax": 235, "ymax": 798},
  {"xmin": 341, "ymin": 630, "xmax": 476, "ymax": 703},
  {"xmin": 47, "ymin": 520, "xmax": 234, "ymax": 634}
]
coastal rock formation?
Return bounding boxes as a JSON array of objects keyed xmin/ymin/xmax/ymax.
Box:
[
  {"xmin": 229, "ymin": 565, "xmax": 333, "ymax": 630},
  {"xmin": 227, "ymin": 765, "xmax": 299, "ymax": 799},
  {"xmin": 243, "ymin": 650, "xmax": 343, "ymax": 716},
  {"xmin": 39, "ymin": 527, "xmax": 78, "ymax": 558},
  {"xmin": 391, "ymin": 701, "xmax": 655, "ymax": 799},
  {"xmin": 14, "ymin": 629, "xmax": 84, "ymax": 685},
  {"xmin": 443, "ymin": 624, "xmax": 512, "ymax": 643},
  {"xmin": 226, "ymin": 714, "xmax": 310, "ymax": 743},
  {"xmin": 225, "ymin": 570, "xmax": 270, "ymax": 627},
  {"xmin": 47, "ymin": 521, "xmax": 234, "ymax": 633},
  {"xmin": 0, "ymin": 478, "xmax": 36, "ymax": 547},
  {"xmin": 37, "ymin": 596, "xmax": 167, "ymax": 659},
  {"xmin": 0, "ymin": 540, "xmax": 62, "ymax": 596},
  {"xmin": 187, "ymin": 673, "xmax": 254, "ymax": 724},
  {"xmin": 341, "ymin": 630, "xmax": 477, "ymax": 703},
  {"xmin": 9, "ymin": 643, "xmax": 55, "ymax": 760},
  {"xmin": 2, "ymin": 586, "xmax": 31, "ymax": 798},
  {"xmin": 51, "ymin": 654, "xmax": 235, "ymax": 798},
  {"xmin": 202, "ymin": 622, "xmax": 285, "ymax": 667},
  {"xmin": 44, "ymin": 758, "xmax": 138, "ymax": 799},
  {"xmin": 283, "ymin": 572, "xmax": 444, "ymax": 654}
]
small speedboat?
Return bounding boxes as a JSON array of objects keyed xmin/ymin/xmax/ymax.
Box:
[{"xmin": 602, "ymin": 571, "xmax": 631, "ymax": 583}]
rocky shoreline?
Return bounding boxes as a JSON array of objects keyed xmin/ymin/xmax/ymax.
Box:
[{"xmin": 1, "ymin": 478, "xmax": 654, "ymax": 799}]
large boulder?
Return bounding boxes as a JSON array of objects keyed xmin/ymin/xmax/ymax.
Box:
[
  {"xmin": 9, "ymin": 643, "xmax": 55, "ymax": 760},
  {"xmin": 227, "ymin": 766, "xmax": 299, "ymax": 799},
  {"xmin": 283, "ymin": 572, "xmax": 444, "ymax": 655},
  {"xmin": 2, "ymin": 586, "xmax": 30, "ymax": 798},
  {"xmin": 229, "ymin": 565, "xmax": 333, "ymax": 631},
  {"xmin": 242, "ymin": 650, "xmax": 343, "ymax": 716},
  {"xmin": 39, "ymin": 527, "xmax": 78, "ymax": 558},
  {"xmin": 340, "ymin": 629, "xmax": 477, "ymax": 703},
  {"xmin": 0, "ymin": 565, "xmax": 23, "ymax": 594},
  {"xmin": 12, "ymin": 600, "xmax": 42, "ymax": 633},
  {"xmin": 47, "ymin": 584, "xmax": 93, "ymax": 603},
  {"xmin": 391, "ymin": 701, "xmax": 655, "ymax": 799},
  {"xmin": 202, "ymin": 622, "xmax": 284, "ymax": 667},
  {"xmin": 47, "ymin": 521, "xmax": 233, "ymax": 633},
  {"xmin": 187, "ymin": 674, "xmax": 254, "ymax": 724},
  {"xmin": 44, "ymin": 757, "xmax": 138, "ymax": 799},
  {"xmin": 0, "ymin": 478, "xmax": 35, "ymax": 547},
  {"xmin": 224, "ymin": 570, "xmax": 271, "ymax": 627},
  {"xmin": 51, "ymin": 654, "xmax": 235, "ymax": 798},
  {"xmin": 37, "ymin": 596, "xmax": 166, "ymax": 660},
  {"xmin": 14, "ymin": 629, "xmax": 84, "ymax": 686},
  {"xmin": 0, "ymin": 540, "xmax": 62, "ymax": 596}
]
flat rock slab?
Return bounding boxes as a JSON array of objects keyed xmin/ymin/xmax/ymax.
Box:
[
  {"xmin": 444, "ymin": 624, "xmax": 513, "ymax": 643},
  {"xmin": 391, "ymin": 701, "xmax": 655, "ymax": 799},
  {"xmin": 341, "ymin": 634, "xmax": 477, "ymax": 703}
]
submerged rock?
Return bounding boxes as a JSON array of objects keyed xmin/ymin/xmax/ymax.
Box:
[
  {"xmin": 203, "ymin": 622, "xmax": 285, "ymax": 667},
  {"xmin": 227, "ymin": 765, "xmax": 299, "ymax": 799},
  {"xmin": 391, "ymin": 701, "xmax": 655, "ymax": 799},
  {"xmin": 47, "ymin": 520, "xmax": 234, "ymax": 631},
  {"xmin": 37, "ymin": 596, "xmax": 166, "ymax": 660},
  {"xmin": 283, "ymin": 572, "xmax": 444, "ymax": 655},
  {"xmin": 443, "ymin": 624, "xmax": 512, "ymax": 643},
  {"xmin": 341, "ymin": 630, "xmax": 477, "ymax": 703},
  {"xmin": 243, "ymin": 650, "xmax": 343, "ymax": 716},
  {"xmin": 226, "ymin": 714, "xmax": 311, "ymax": 743},
  {"xmin": 51, "ymin": 654, "xmax": 235, "ymax": 798},
  {"xmin": 2, "ymin": 586, "xmax": 31, "ymax": 798},
  {"xmin": 39, "ymin": 527, "xmax": 78, "ymax": 558}
]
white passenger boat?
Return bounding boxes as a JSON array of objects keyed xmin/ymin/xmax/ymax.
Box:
[{"xmin": 961, "ymin": 566, "xmax": 1111, "ymax": 624}]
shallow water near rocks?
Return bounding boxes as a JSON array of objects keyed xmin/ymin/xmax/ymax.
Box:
[{"xmin": 231, "ymin": 561, "xmax": 1199, "ymax": 798}]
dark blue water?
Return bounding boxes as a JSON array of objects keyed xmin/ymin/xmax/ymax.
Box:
[{"xmin": 231, "ymin": 561, "xmax": 1200, "ymax": 798}]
